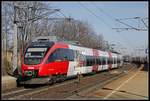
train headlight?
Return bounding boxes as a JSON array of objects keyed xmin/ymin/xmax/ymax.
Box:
[{"xmin": 24, "ymin": 71, "xmax": 33, "ymax": 76}]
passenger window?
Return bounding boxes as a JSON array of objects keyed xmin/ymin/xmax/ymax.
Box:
[{"xmin": 47, "ymin": 48, "xmax": 75, "ymax": 63}]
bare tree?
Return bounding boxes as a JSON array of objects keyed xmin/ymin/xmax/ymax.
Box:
[
  {"xmin": 52, "ymin": 19, "xmax": 105, "ymax": 49},
  {"xmin": 2, "ymin": 2, "xmax": 14, "ymax": 75},
  {"xmin": 2, "ymin": 1, "xmax": 59, "ymax": 75}
]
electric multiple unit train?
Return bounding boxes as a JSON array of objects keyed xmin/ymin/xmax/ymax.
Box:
[{"xmin": 17, "ymin": 37, "xmax": 123, "ymax": 84}]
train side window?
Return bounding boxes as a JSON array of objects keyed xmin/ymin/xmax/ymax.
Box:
[
  {"xmin": 47, "ymin": 48, "xmax": 75, "ymax": 63},
  {"xmin": 86, "ymin": 56, "xmax": 93, "ymax": 66},
  {"xmin": 90, "ymin": 57, "xmax": 93, "ymax": 66},
  {"xmin": 63, "ymin": 49, "xmax": 75, "ymax": 61},
  {"xmin": 118, "ymin": 59, "xmax": 121, "ymax": 63},
  {"xmin": 101, "ymin": 58, "xmax": 103, "ymax": 65},
  {"xmin": 47, "ymin": 49, "xmax": 58, "ymax": 63},
  {"xmin": 113, "ymin": 58, "xmax": 115, "ymax": 64},
  {"xmin": 96, "ymin": 58, "xmax": 99, "ymax": 65},
  {"xmin": 111, "ymin": 58, "xmax": 112, "ymax": 64},
  {"xmin": 104, "ymin": 58, "xmax": 106, "ymax": 65},
  {"xmin": 100, "ymin": 58, "xmax": 102, "ymax": 65},
  {"xmin": 87, "ymin": 59, "xmax": 90, "ymax": 66},
  {"xmin": 86, "ymin": 56, "xmax": 89, "ymax": 66},
  {"xmin": 97, "ymin": 57, "xmax": 101, "ymax": 65},
  {"xmin": 108, "ymin": 58, "xmax": 113, "ymax": 64},
  {"xmin": 99, "ymin": 57, "xmax": 102, "ymax": 65},
  {"xmin": 115, "ymin": 58, "xmax": 117, "ymax": 64},
  {"xmin": 92, "ymin": 57, "xmax": 95, "ymax": 65},
  {"xmin": 102, "ymin": 57, "xmax": 106, "ymax": 65}
]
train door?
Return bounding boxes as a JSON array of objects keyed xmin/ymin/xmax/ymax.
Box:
[
  {"xmin": 77, "ymin": 51, "xmax": 86, "ymax": 74},
  {"xmin": 67, "ymin": 50, "xmax": 80, "ymax": 76},
  {"xmin": 73, "ymin": 50, "xmax": 86, "ymax": 75},
  {"xmin": 103, "ymin": 57, "xmax": 107, "ymax": 70}
]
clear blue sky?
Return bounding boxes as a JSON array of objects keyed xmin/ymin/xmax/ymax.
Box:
[{"xmin": 47, "ymin": 1, "xmax": 148, "ymax": 57}]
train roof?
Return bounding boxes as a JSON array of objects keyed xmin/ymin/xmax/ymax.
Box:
[
  {"xmin": 30, "ymin": 36, "xmax": 121, "ymax": 56},
  {"xmin": 28, "ymin": 41, "xmax": 54, "ymax": 48}
]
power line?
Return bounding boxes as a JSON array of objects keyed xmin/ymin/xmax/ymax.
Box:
[
  {"xmin": 115, "ymin": 19, "xmax": 140, "ymax": 30},
  {"xmin": 91, "ymin": 3, "xmax": 117, "ymax": 20},
  {"xmin": 78, "ymin": 2, "xmax": 113, "ymax": 29},
  {"xmin": 91, "ymin": 2, "xmax": 148, "ymax": 32},
  {"xmin": 58, "ymin": 10, "xmax": 67, "ymax": 18},
  {"xmin": 89, "ymin": 3, "xmax": 140, "ymax": 53},
  {"xmin": 78, "ymin": 2, "xmax": 136, "ymax": 54},
  {"xmin": 78, "ymin": 3, "xmax": 125, "ymax": 52}
]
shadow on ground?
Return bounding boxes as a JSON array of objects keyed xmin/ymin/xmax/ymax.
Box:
[{"xmin": 23, "ymin": 84, "xmax": 47, "ymax": 88}]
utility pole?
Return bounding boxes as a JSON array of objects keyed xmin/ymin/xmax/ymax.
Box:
[
  {"xmin": 12, "ymin": 4, "xmax": 18, "ymax": 75},
  {"xmin": 12, "ymin": 2, "xmax": 62, "ymax": 76},
  {"xmin": 13, "ymin": 23, "xmax": 18, "ymax": 75}
]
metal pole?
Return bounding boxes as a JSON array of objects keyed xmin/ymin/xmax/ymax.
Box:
[
  {"xmin": 12, "ymin": 3, "xmax": 18, "ymax": 75},
  {"xmin": 13, "ymin": 23, "xmax": 18, "ymax": 75}
]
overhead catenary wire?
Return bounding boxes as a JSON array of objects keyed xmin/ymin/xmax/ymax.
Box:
[
  {"xmin": 91, "ymin": 2, "xmax": 148, "ymax": 32},
  {"xmin": 78, "ymin": 2, "xmax": 113, "ymax": 29},
  {"xmin": 78, "ymin": 2, "xmax": 136, "ymax": 54},
  {"xmin": 58, "ymin": 10, "xmax": 67, "ymax": 18},
  {"xmin": 91, "ymin": 3, "xmax": 148, "ymax": 31},
  {"xmin": 91, "ymin": 3, "xmax": 117, "ymax": 21},
  {"xmin": 89, "ymin": 2, "xmax": 137, "ymax": 53}
]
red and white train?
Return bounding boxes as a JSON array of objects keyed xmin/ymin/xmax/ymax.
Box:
[{"xmin": 17, "ymin": 37, "xmax": 123, "ymax": 84}]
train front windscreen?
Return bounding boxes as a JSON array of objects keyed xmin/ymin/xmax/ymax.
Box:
[
  {"xmin": 24, "ymin": 41, "xmax": 54, "ymax": 65},
  {"xmin": 24, "ymin": 47, "xmax": 48, "ymax": 65}
]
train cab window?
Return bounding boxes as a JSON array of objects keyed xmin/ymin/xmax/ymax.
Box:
[
  {"xmin": 47, "ymin": 48, "xmax": 75, "ymax": 63},
  {"xmin": 24, "ymin": 47, "xmax": 49, "ymax": 65}
]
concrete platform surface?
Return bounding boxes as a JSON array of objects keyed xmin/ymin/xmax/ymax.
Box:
[
  {"xmin": 86, "ymin": 65, "xmax": 149, "ymax": 100},
  {"xmin": 67, "ymin": 65, "xmax": 149, "ymax": 100},
  {"xmin": 2, "ymin": 76, "xmax": 17, "ymax": 91}
]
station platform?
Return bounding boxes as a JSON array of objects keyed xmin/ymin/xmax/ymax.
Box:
[
  {"xmin": 1, "ymin": 76, "xmax": 17, "ymax": 91},
  {"xmin": 85, "ymin": 64, "xmax": 149, "ymax": 100}
]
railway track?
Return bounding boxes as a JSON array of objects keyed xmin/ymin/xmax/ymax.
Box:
[{"xmin": 2, "ymin": 64, "xmax": 137, "ymax": 100}]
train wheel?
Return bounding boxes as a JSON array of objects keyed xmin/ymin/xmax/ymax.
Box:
[
  {"xmin": 48, "ymin": 80, "xmax": 54, "ymax": 85},
  {"xmin": 48, "ymin": 76, "xmax": 55, "ymax": 85}
]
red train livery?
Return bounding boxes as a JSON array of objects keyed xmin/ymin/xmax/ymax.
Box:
[{"xmin": 17, "ymin": 38, "xmax": 123, "ymax": 84}]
